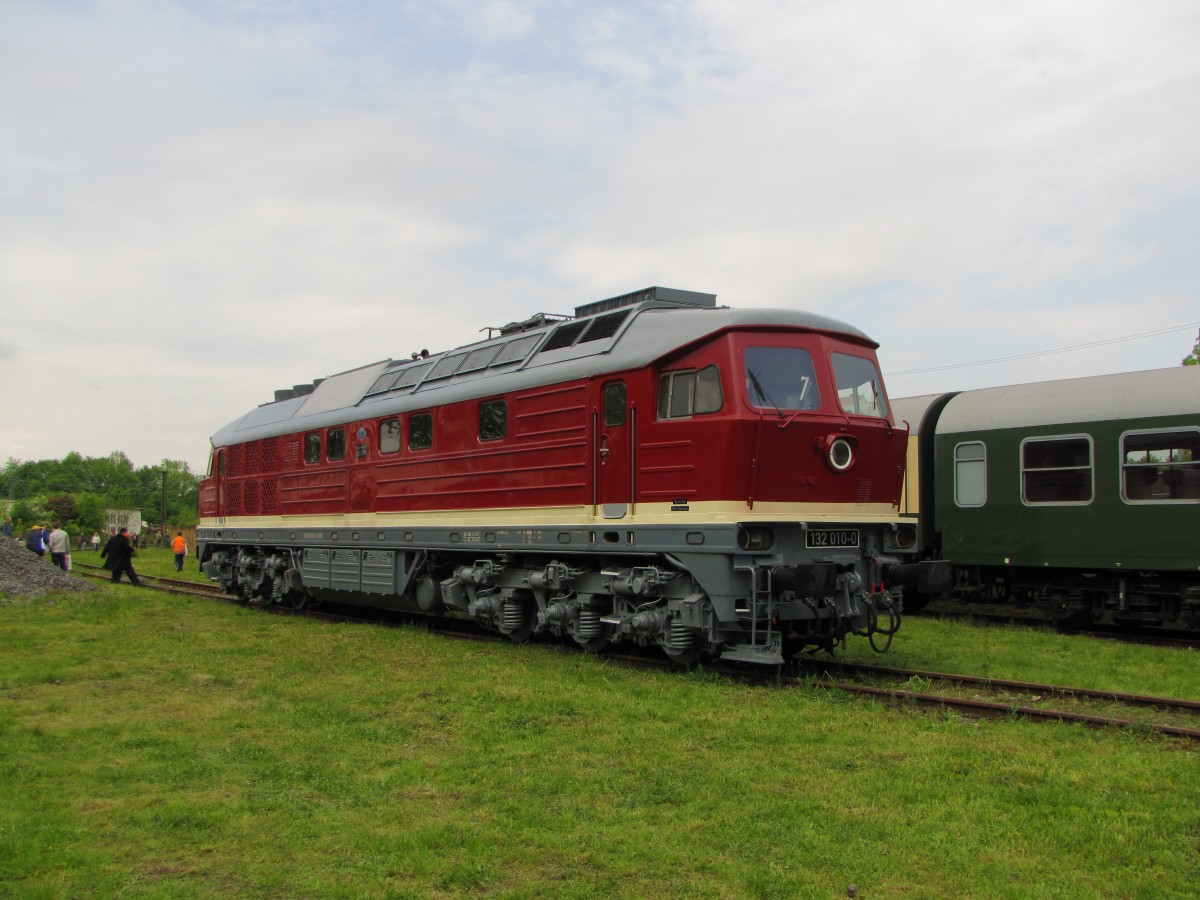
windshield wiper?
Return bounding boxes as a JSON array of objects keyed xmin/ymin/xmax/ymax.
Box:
[{"xmin": 747, "ymin": 369, "xmax": 784, "ymax": 420}]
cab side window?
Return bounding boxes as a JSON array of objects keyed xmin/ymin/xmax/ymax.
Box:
[{"xmin": 658, "ymin": 365, "xmax": 723, "ymax": 419}]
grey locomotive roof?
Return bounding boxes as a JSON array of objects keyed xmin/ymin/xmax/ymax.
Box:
[
  {"xmin": 933, "ymin": 367, "xmax": 1200, "ymax": 435},
  {"xmin": 209, "ymin": 295, "xmax": 877, "ymax": 449}
]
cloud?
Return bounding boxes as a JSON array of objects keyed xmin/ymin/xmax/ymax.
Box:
[{"xmin": 1, "ymin": 0, "xmax": 1198, "ymax": 471}]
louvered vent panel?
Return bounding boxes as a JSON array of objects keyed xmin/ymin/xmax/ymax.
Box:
[
  {"xmin": 540, "ymin": 320, "xmax": 588, "ymax": 352},
  {"xmin": 578, "ymin": 310, "xmax": 630, "ymax": 343}
]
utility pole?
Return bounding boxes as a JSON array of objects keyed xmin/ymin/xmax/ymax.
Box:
[{"xmin": 160, "ymin": 469, "xmax": 168, "ymax": 540}]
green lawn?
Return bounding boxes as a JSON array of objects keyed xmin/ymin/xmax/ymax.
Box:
[{"xmin": 2, "ymin": 577, "xmax": 1197, "ymax": 898}]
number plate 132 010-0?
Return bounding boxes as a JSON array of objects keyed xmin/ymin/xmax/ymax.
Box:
[{"xmin": 805, "ymin": 529, "xmax": 860, "ymax": 549}]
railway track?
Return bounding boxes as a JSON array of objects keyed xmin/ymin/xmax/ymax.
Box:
[
  {"xmin": 917, "ymin": 599, "xmax": 1200, "ymax": 650},
  {"xmin": 790, "ymin": 660, "xmax": 1200, "ymax": 742},
  {"xmin": 90, "ymin": 569, "xmax": 1200, "ymax": 742},
  {"xmin": 74, "ymin": 563, "xmax": 229, "ymax": 599}
]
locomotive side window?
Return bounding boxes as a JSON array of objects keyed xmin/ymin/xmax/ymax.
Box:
[
  {"xmin": 304, "ymin": 432, "xmax": 321, "ymax": 464},
  {"xmin": 1021, "ymin": 435, "xmax": 1093, "ymax": 505},
  {"xmin": 410, "ymin": 413, "xmax": 433, "ymax": 450},
  {"xmin": 953, "ymin": 442, "xmax": 987, "ymax": 507},
  {"xmin": 603, "ymin": 381, "xmax": 627, "ymax": 426},
  {"xmin": 380, "ymin": 418, "xmax": 401, "ymax": 454},
  {"xmin": 744, "ymin": 347, "xmax": 820, "ymax": 411},
  {"xmin": 832, "ymin": 353, "xmax": 888, "ymax": 417},
  {"xmin": 1121, "ymin": 428, "xmax": 1200, "ymax": 503},
  {"xmin": 658, "ymin": 365, "xmax": 723, "ymax": 419},
  {"xmin": 479, "ymin": 400, "xmax": 508, "ymax": 441},
  {"xmin": 327, "ymin": 428, "xmax": 345, "ymax": 461}
]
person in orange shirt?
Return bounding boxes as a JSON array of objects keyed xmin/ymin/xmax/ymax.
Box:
[{"xmin": 171, "ymin": 531, "xmax": 188, "ymax": 572}]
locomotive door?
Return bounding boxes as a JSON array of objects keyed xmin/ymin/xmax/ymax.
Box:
[{"xmin": 595, "ymin": 380, "xmax": 632, "ymax": 518}]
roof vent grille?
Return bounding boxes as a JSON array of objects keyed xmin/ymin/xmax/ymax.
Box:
[{"xmin": 541, "ymin": 320, "xmax": 589, "ymax": 352}]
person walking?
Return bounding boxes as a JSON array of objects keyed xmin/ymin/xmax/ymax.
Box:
[
  {"xmin": 25, "ymin": 525, "xmax": 49, "ymax": 557},
  {"xmin": 100, "ymin": 527, "xmax": 142, "ymax": 586},
  {"xmin": 90, "ymin": 532, "xmax": 101, "ymax": 552},
  {"xmin": 171, "ymin": 531, "xmax": 188, "ymax": 572},
  {"xmin": 48, "ymin": 523, "xmax": 71, "ymax": 571}
]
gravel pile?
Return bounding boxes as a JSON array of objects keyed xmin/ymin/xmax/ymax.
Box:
[{"xmin": 0, "ymin": 538, "xmax": 97, "ymax": 600}]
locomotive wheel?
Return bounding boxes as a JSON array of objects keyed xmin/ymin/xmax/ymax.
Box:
[
  {"xmin": 503, "ymin": 625, "xmax": 533, "ymax": 643},
  {"xmin": 658, "ymin": 621, "xmax": 703, "ymax": 666},
  {"xmin": 574, "ymin": 627, "xmax": 615, "ymax": 654},
  {"xmin": 499, "ymin": 594, "xmax": 533, "ymax": 643},
  {"xmin": 660, "ymin": 644, "xmax": 704, "ymax": 667},
  {"xmin": 572, "ymin": 608, "xmax": 613, "ymax": 653}
]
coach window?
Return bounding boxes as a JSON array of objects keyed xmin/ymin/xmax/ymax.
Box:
[
  {"xmin": 327, "ymin": 428, "xmax": 345, "ymax": 461},
  {"xmin": 380, "ymin": 418, "xmax": 401, "ymax": 454},
  {"xmin": 603, "ymin": 381, "xmax": 627, "ymax": 426},
  {"xmin": 658, "ymin": 365, "xmax": 723, "ymax": 419},
  {"xmin": 304, "ymin": 432, "xmax": 321, "ymax": 464},
  {"xmin": 1021, "ymin": 436, "xmax": 1093, "ymax": 505},
  {"xmin": 410, "ymin": 413, "xmax": 433, "ymax": 450},
  {"xmin": 953, "ymin": 442, "xmax": 987, "ymax": 507},
  {"xmin": 1121, "ymin": 428, "xmax": 1200, "ymax": 503},
  {"xmin": 832, "ymin": 353, "xmax": 888, "ymax": 418},
  {"xmin": 479, "ymin": 400, "xmax": 508, "ymax": 441}
]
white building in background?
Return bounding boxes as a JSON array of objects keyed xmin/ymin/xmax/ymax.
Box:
[{"xmin": 105, "ymin": 508, "xmax": 142, "ymax": 536}]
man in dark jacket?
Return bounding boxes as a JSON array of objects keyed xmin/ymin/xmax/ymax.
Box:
[{"xmin": 100, "ymin": 527, "xmax": 142, "ymax": 586}]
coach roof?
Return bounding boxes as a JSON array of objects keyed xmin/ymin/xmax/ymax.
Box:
[
  {"xmin": 209, "ymin": 298, "xmax": 877, "ymax": 448},
  {"xmin": 934, "ymin": 366, "xmax": 1200, "ymax": 435}
]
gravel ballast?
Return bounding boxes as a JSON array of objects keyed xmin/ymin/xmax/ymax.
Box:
[{"xmin": 0, "ymin": 538, "xmax": 97, "ymax": 600}]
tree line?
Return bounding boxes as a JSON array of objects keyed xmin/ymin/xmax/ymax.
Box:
[{"xmin": 2, "ymin": 452, "xmax": 200, "ymax": 537}]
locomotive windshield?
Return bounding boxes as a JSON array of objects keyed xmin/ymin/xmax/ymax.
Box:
[
  {"xmin": 744, "ymin": 347, "xmax": 821, "ymax": 411},
  {"xmin": 832, "ymin": 353, "xmax": 888, "ymax": 418}
]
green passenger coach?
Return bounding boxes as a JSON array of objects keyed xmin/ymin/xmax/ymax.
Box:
[{"xmin": 893, "ymin": 367, "xmax": 1199, "ymax": 627}]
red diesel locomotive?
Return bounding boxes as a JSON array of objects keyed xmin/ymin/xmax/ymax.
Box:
[{"xmin": 196, "ymin": 287, "xmax": 920, "ymax": 663}]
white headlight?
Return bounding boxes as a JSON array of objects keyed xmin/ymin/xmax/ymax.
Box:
[{"xmin": 828, "ymin": 438, "xmax": 853, "ymax": 471}]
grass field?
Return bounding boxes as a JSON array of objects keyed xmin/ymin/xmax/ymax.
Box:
[{"xmin": 2, "ymin": 550, "xmax": 1198, "ymax": 897}]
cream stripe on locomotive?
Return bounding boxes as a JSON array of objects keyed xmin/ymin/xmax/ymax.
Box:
[{"xmin": 199, "ymin": 499, "xmax": 905, "ymax": 531}]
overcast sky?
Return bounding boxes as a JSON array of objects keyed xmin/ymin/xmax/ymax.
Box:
[{"xmin": 3, "ymin": 0, "xmax": 1198, "ymax": 476}]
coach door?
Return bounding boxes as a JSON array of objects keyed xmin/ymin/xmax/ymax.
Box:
[{"xmin": 595, "ymin": 380, "xmax": 633, "ymax": 518}]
